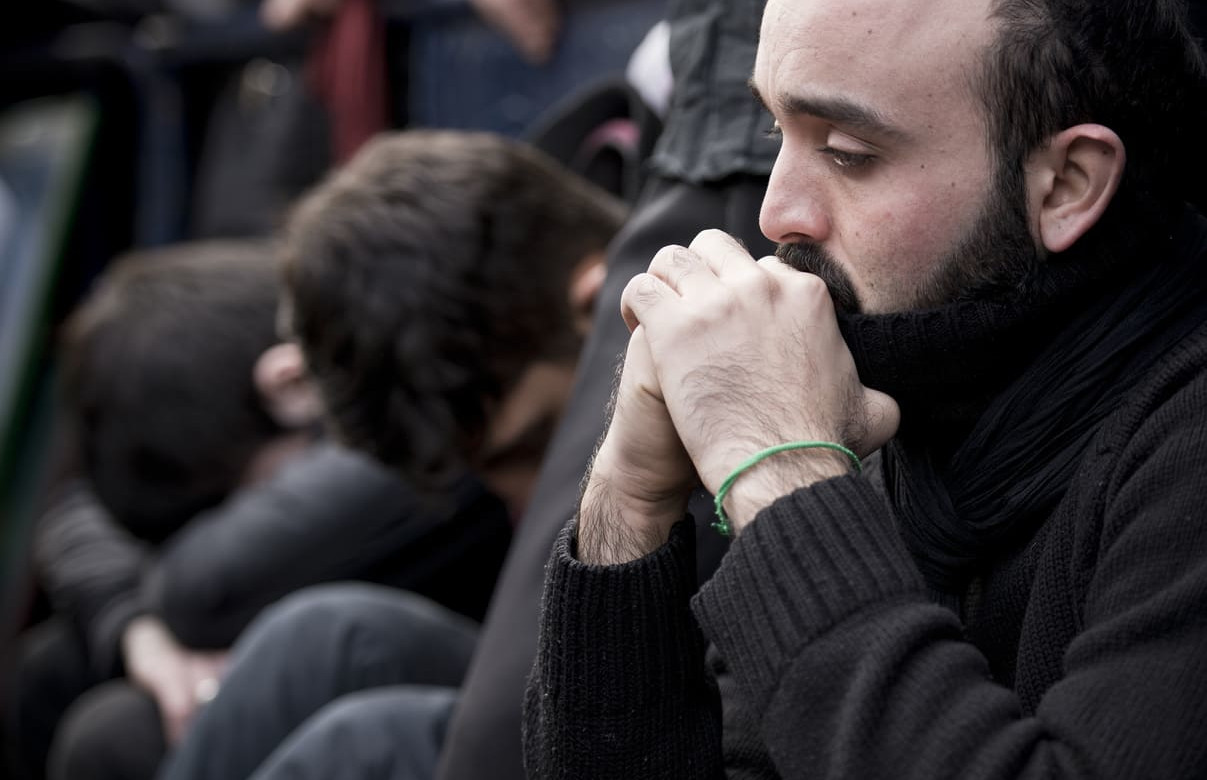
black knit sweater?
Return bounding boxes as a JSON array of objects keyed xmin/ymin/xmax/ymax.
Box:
[{"xmin": 524, "ymin": 229, "xmax": 1207, "ymax": 776}]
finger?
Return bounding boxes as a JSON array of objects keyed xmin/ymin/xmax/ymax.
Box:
[
  {"xmin": 618, "ymin": 325, "xmax": 664, "ymax": 402},
  {"xmin": 620, "ymin": 272, "xmax": 677, "ymax": 333},
  {"xmin": 646, "ymin": 245, "xmax": 723, "ymax": 299},
  {"xmin": 757, "ymin": 255, "xmax": 838, "ymax": 306},
  {"xmin": 260, "ymin": 0, "xmax": 300, "ymax": 29},
  {"xmin": 261, "ymin": 0, "xmax": 329, "ymax": 30},
  {"xmin": 202, "ymin": 653, "xmax": 230, "ymax": 678},
  {"xmin": 755, "ymin": 255, "xmax": 814, "ymax": 306},
  {"xmin": 516, "ymin": 0, "xmax": 561, "ymax": 62},
  {"xmin": 472, "ymin": 0, "xmax": 561, "ymax": 64},
  {"xmin": 165, "ymin": 712, "xmax": 188, "ymax": 746},
  {"xmin": 756, "ymin": 254, "xmax": 804, "ymax": 279},
  {"xmin": 507, "ymin": 20, "xmax": 558, "ymax": 64},
  {"xmin": 687, "ymin": 229, "xmax": 758, "ymax": 279},
  {"xmin": 156, "ymin": 686, "xmax": 195, "ymax": 746},
  {"xmin": 771, "ymin": 262, "xmax": 841, "ymax": 335}
]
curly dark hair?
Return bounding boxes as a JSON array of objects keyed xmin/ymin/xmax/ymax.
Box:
[
  {"xmin": 61, "ymin": 240, "xmax": 282, "ymax": 542},
  {"xmin": 978, "ymin": 0, "xmax": 1207, "ymax": 259},
  {"xmin": 280, "ymin": 130, "xmax": 627, "ymax": 484}
]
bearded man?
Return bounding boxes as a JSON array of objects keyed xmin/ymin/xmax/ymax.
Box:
[{"xmin": 524, "ymin": 0, "xmax": 1207, "ymax": 777}]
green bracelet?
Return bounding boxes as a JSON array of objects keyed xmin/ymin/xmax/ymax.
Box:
[{"xmin": 712, "ymin": 441, "xmax": 862, "ymax": 537}]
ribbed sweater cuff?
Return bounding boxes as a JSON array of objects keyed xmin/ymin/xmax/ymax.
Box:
[
  {"xmin": 528, "ymin": 519, "xmax": 723, "ymax": 777},
  {"xmin": 692, "ymin": 475, "xmax": 925, "ymax": 706},
  {"xmin": 539, "ymin": 518, "xmax": 707, "ymax": 716}
]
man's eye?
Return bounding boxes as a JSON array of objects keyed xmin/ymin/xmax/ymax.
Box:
[
  {"xmin": 820, "ymin": 147, "xmax": 874, "ymax": 169},
  {"xmin": 764, "ymin": 122, "xmax": 783, "ymax": 139}
]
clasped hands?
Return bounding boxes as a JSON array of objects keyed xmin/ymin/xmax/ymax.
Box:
[
  {"xmin": 123, "ymin": 616, "xmax": 229, "ymax": 746},
  {"xmin": 577, "ymin": 230, "xmax": 899, "ymax": 565}
]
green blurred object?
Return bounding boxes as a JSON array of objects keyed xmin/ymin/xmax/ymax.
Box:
[{"xmin": 0, "ymin": 94, "xmax": 97, "ymax": 647}]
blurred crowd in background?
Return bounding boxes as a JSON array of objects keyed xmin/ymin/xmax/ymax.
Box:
[{"xmin": 0, "ymin": 0, "xmax": 675, "ymax": 776}]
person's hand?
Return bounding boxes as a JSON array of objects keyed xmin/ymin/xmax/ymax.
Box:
[
  {"xmin": 469, "ymin": 0, "xmax": 561, "ymax": 65},
  {"xmin": 577, "ymin": 327, "xmax": 697, "ymax": 565},
  {"xmin": 620, "ymin": 230, "xmax": 900, "ymax": 534},
  {"xmin": 121, "ymin": 616, "xmax": 229, "ymax": 745},
  {"xmin": 261, "ymin": 0, "xmax": 560, "ymax": 66},
  {"xmin": 260, "ymin": 0, "xmax": 344, "ymax": 30}
]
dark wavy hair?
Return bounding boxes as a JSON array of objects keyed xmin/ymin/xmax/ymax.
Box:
[
  {"xmin": 978, "ymin": 0, "xmax": 1207, "ymax": 262},
  {"xmin": 61, "ymin": 240, "xmax": 282, "ymax": 542},
  {"xmin": 280, "ymin": 130, "xmax": 626, "ymax": 484}
]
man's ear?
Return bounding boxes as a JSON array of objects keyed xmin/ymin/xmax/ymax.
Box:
[
  {"xmin": 253, "ymin": 343, "xmax": 324, "ymax": 428},
  {"xmin": 569, "ymin": 253, "xmax": 607, "ymax": 335},
  {"xmin": 1026, "ymin": 124, "xmax": 1125, "ymax": 254}
]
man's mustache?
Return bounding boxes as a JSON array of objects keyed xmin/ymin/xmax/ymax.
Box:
[{"xmin": 775, "ymin": 243, "xmax": 861, "ymax": 312}]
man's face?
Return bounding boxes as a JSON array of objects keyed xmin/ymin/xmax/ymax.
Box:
[{"xmin": 754, "ymin": 0, "xmax": 1037, "ymax": 313}]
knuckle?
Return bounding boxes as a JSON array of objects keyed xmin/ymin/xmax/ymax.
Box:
[
  {"xmin": 623, "ymin": 272, "xmax": 654, "ymax": 295},
  {"xmin": 650, "ymin": 244, "xmax": 686, "ymax": 270},
  {"xmin": 666, "ymin": 246, "xmax": 699, "ymax": 272},
  {"xmin": 755, "ymin": 267, "xmax": 780, "ymax": 292},
  {"xmin": 743, "ymin": 275, "xmax": 782, "ymax": 305},
  {"xmin": 631, "ymin": 274, "xmax": 664, "ymax": 307},
  {"xmin": 744, "ymin": 270, "xmax": 779, "ymax": 303},
  {"xmin": 712, "ymin": 288, "xmax": 743, "ymax": 319},
  {"xmin": 795, "ymin": 273, "xmax": 835, "ymax": 307},
  {"xmin": 674, "ymin": 246, "xmax": 701, "ymax": 268},
  {"xmin": 797, "ymin": 272, "xmax": 828, "ymax": 296},
  {"xmin": 689, "ymin": 228, "xmax": 725, "ymax": 249},
  {"xmin": 620, "ymin": 275, "xmax": 645, "ymax": 308}
]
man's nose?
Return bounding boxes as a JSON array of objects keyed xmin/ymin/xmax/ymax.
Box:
[{"xmin": 759, "ymin": 153, "xmax": 831, "ymax": 245}]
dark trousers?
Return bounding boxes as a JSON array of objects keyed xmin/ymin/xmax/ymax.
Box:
[
  {"xmin": 250, "ymin": 686, "xmax": 459, "ymax": 780},
  {"xmin": 3, "ymin": 618, "xmax": 164, "ymax": 780},
  {"xmin": 159, "ymin": 583, "xmax": 477, "ymax": 780},
  {"xmin": 4, "ymin": 618, "xmax": 95, "ymax": 780},
  {"xmin": 49, "ymin": 681, "xmax": 163, "ymax": 780}
]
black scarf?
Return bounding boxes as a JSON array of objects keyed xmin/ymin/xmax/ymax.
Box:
[{"xmin": 840, "ymin": 208, "xmax": 1207, "ymax": 595}]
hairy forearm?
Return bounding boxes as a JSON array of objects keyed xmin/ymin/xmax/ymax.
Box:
[
  {"xmin": 576, "ymin": 477, "xmax": 669, "ymax": 565},
  {"xmin": 576, "ymin": 439, "xmax": 853, "ymax": 564},
  {"xmin": 720, "ymin": 446, "xmax": 851, "ymax": 534},
  {"xmin": 575, "ymin": 445, "xmax": 692, "ymax": 565}
]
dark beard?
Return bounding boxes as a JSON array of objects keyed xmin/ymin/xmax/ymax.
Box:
[{"xmin": 776, "ymin": 162, "xmax": 1041, "ymax": 314}]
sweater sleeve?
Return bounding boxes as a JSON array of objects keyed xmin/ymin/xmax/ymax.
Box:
[
  {"xmin": 693, "ymin": 459, "xmax": 1207, "ymax": 777},
  {"xmin": 524, "ymin": 518, "xmax": 725, "ymax": 780},
  {"xmin": 33, "ymin": 481, "xmax": 151, "ymax": 677}
]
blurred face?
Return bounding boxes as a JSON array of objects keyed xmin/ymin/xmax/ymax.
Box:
[
  {"xmin": 755, "ymin": 0, "xmax": 1039, "ymax": 313},
  {"xmin": 86, "ymin": 427, "xmax": 231, "ymax": 544},
  {"xmin": 475, "ymin": 360, "xmax": 578, "ymax": 518}
]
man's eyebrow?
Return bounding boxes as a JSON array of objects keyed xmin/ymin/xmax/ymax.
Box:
[
  {"xmin": 748, "ymin": 80, "xmax": 772, "ymax": 112},
  {"xmin": 748, "ymin": 79, "xmax": 908, "ymax": 143}
]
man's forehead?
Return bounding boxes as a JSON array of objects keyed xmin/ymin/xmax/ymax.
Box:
[
  {"xmin": 759, "ymin": 0, "xmax": 994, "ymax": 43},
  {"xmin": 754, "ymin": 0, "xmax": 996, "ymax": 110}
]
